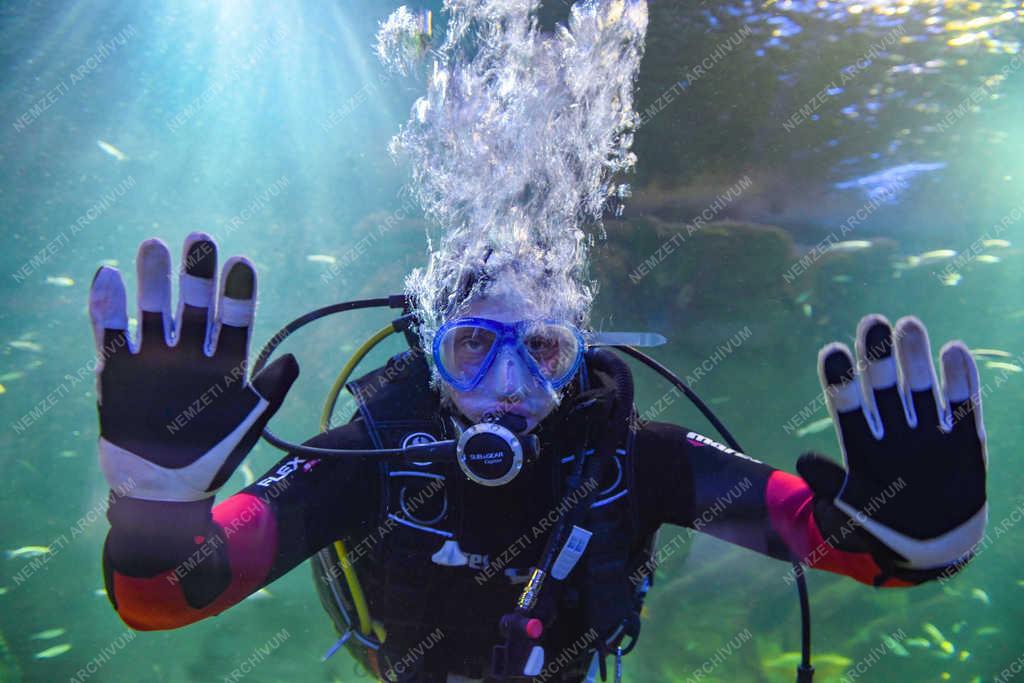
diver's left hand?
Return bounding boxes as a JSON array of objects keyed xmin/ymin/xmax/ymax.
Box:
[{"xmin": 796, "ymin": 315, "xmax": 987, "ymax": 573}]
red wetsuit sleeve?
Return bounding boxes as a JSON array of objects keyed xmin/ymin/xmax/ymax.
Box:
[
  {"xmin": 636, "ymin": 422, "xmax": 914, "ymax": 587},
  {"xmin": 103, "ymin": 421, "xmax": 379, "ymax": 630},
  {"xmin": 765, "ymin": 471, "xmax": 912, "ymax": 587},
  {"xmin": 109, "ymin": 494, "xmax": 278, "ymax": 630}
]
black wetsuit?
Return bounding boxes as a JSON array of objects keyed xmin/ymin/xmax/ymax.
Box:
[{"xmin": 103, "ymin": 399, "xmax": 907, "ymax": 681}]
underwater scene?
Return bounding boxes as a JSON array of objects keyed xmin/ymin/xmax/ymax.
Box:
[{"xmin": 0, "ymin": 0, "xmax": 1022, "ymax": 681}]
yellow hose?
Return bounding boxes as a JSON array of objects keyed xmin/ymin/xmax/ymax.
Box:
[
  {"xmin": 321, "ymin": 323, "xmax": 397, "ymax": 431},
  {"xmin": 321, "ymin": 322, "xmax": 399, "ymax": 646}
]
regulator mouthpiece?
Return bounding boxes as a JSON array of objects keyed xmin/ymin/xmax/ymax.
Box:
[{"xmin": 494, "ymin": 412, "xmax": 528, "ymax": 434}]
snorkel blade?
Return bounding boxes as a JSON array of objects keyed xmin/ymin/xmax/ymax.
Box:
[{"xmin": 585, "ymin": 331, "xmax": 667, "ymax": 347}]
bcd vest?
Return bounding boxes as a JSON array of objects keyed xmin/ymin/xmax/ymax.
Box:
[{"xmin": 312, "ymin": 350, "xmax": 657, "ymax": 682}]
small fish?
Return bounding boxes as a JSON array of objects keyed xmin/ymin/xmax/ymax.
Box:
[
  {"xmin": 802, "ymin": 303, "xmax": 813, "ymax": 318},
  {"xmin": 59, "ymin": 450, "xmax": 77, "ymax": 458},
  {"xmin": 795, "ymin": 291, "xmax": 812, "ymax": 304},
  {"xmin": 971, "ymin": 348, "xmax": 1012, "ymax": 359},
  {"xmin": 882, "ymin": 634, "xmax": 909, "ymax": 656},
  {"xmin": 31, "ymin": 628, "xmax": 67, "ymax": 640},
  {"xmin": 975, "ymin": 626, "xmax": 999, "ymax": 636},
  {"xmin": 97, "ymin": 139, "xmax": 127, "ymax": 161},
  {"xmin": 44, "ymin": 276, "xmax": 75, "ymax": 287},
  {"xmin": 985, "ymin": 361, "xmax": 1022, "ymax": 373},
  {"xmin": 795, "ymin": 416, "xmax": 833, "ymax": 438},
  {"xmin": 764, "ymin": 652, "xmax": 852, "ymax": 669},
  {"xmin": 93, "ymin": 588, "xmax": 108, "ymax": 597},
  {"xmin": 922, "ymin": 622, "xmax": 946, "ymax": 645},
  {"xmin": 974, "ymin": 254, "xmax": 1001, "ymax": 264},
  {"xmin": 970, "ymin": 587, "xmax": 991, "ymax": 604},
  {"xmin": 951, "ymin": 620, "xmax": 967, "ymax": 634},
  {"xmin": 33, "ymin": 643, "xmax": 72, "ymax": 659},
  {"xmin": 6, "ymin": 545, "xmax": 51, "ymax": 559},
  {"xmin": 240, "ymin": 462, "xmax": 255, "ymax": 486},
  {"xmin": 763, "ymin": 653, "xmax": 805, "ymax": 668},
  {"xmin": 904, "ymin": 637, "xmax": 931, "ymax": 648},
  {"xmin": 832, "ymin": 274, "xmax": 853, "ymax": 283},
  {"xmin": 9, "ymin": 340, "xmax": 43, "ymax": 352},
  {"xmin": 245, "ymin": 587, "xmax": 273, "ymax": 601},
  {"xmin": 981, "ymin": 238, "xmax": 1011, "ymax": 248},
  {"xmin": 0, "ymin": 586, "xmax": 7, "ymax": 595},
  {"xmin": 306, "ymin": 254, "xmax": 337, "ymax": 264},
  {"xmin": 939, "ymin": 640, "xmax": 955, "ymax": 655},
  {"xmin": 920, "ymin": 249, "xmax": 958, "ymax": 261},
  {"xmin": 958, "ymin": 650, "xmax": 971, "ymax": 661},
  {"xmin": 940, "ymin": 272, "xmax": 962, "ymax": 287},
  {"xmin": 828, "ymin": 240, "xmax": 873, "ymax": 251},
  {"xmin": 0, "ymin": 371, "xmax": 25, "ymax": 381},
  {"xmin": 0, "ymin": 383, "xmax": 5, "ymax": 395},
  {"xmin": 98, "ymin": 258, "xmax": 119, "ymax": 267}
]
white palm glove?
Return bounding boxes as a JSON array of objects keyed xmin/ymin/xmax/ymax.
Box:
[
  {"xmin": 89, "ymin": 232, "xmax": 298, "ymax": 502},
  {"xmin": 797, "ymin": 315, "xmax": 987, "ymax": 580}
]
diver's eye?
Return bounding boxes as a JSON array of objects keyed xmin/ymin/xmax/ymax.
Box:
[
  {"xmin": 460, "ymin": 337, "xmax": 485, "ymax": 352},
  {"xmin": 454, "ymin": 329, "xmax": 491, "ymax": 356},
  {"xmin": 524, "ymin": 334, "xmax": 558, "ymax": 360}
]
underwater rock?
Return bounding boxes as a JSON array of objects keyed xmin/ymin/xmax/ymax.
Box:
[{"xmin": 596, "ymin": 215, "xmax": 795, "ymax": 349}]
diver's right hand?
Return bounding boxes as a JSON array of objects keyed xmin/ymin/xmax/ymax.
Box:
[{"xmin": 89, "ymin": 232, "xmax": 298, "ymax": 503}]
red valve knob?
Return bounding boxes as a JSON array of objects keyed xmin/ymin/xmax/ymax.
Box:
[{"xmin": 525, "ymin": 618, "xmax": 543, "ymax": 639}]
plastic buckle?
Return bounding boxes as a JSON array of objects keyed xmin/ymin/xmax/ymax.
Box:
[{"xmin": 490, "ymin": 614, "xmax": 544, "ymax": 679}]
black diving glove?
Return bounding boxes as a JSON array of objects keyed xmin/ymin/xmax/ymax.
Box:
[
  {"xmin": 89, "ymin": 232, "xmax": 298, "ymax": 504},
  {"xmin": 796, "ymin": 314, "xmax": 987, "ymax": 582}
]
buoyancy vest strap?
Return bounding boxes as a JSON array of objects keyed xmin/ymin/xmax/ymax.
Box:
[{"xmin": 340, "ymin": 352, "xmax": 449, "ymax": 680}]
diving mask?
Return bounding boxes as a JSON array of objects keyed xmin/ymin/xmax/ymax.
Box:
[{"xmin": 433, "ymin": 317, "xmax": 585, "ymax": 392}]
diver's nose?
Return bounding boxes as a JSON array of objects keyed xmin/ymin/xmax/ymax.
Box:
[{"xmin": 487, "ymin": 346, "xmax": 529, "ymax": 395}]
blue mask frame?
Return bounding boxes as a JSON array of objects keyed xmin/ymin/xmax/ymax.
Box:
[{"xmin": 432, "ymin": 317, "xmax": 586, "ymax": 392}]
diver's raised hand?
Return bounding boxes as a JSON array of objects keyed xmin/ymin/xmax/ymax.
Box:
[
  {"xmin": 796, "ymin": 315, "xmax": 987, "ymax": 578},
  {"xmin": 89, "ymin": 232, "xmax": 298, "ymax": 502}
]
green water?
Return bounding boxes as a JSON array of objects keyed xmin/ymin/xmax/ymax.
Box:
[{"xmin": 1, "ymin": 1, "xmax": 1021, "ymax": 681}]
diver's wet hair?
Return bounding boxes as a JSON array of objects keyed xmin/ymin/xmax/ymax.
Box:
[{"xmin": 432, "ymin": 247, "xmax": 587, "ymax": 328}]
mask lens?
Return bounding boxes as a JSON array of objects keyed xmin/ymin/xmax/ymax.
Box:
[
  {"xmin": 522, "ymin": 322, "xmax": 580, "ymax": 384},
  {"xmin": 439, "ymin": 324, "xmax": 497, "ymax": 386}
]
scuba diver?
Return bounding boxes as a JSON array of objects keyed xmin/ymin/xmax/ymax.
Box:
[{"xmin": 90, "ymin": 231, "xmax": 988, "ymax": 682}]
